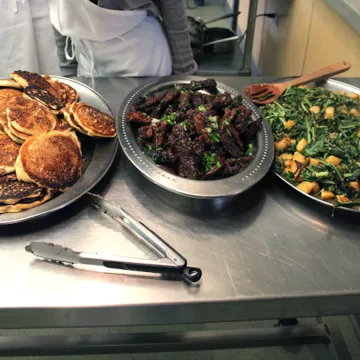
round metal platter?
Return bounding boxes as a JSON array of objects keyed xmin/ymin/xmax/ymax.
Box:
[
  {"xmin": 118, "ymin": 76, "xmax": 274, "ymax": 199},
  {"xmin": 0, "ymin": 76, "xmax": 118, "ymax": 225},
  {"xmin": 272, "ymin": 78, "xmax": 360, "ymax": 214}
]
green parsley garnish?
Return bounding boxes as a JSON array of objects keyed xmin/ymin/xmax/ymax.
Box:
[
  {"xmin": 198, "ymin": 104, "xmax": 206, "ymax": 112},
  {"xmin": 209, "ymin": 133, "xmax": 221, "ymax": 143}
]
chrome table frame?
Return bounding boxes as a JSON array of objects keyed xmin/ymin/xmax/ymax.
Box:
[{"xmin": 1, "ymin": 77, "xmax": 360, "ymax": 357}]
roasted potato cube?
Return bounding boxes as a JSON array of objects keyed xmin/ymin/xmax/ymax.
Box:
[
  {"xmin": 338, "ymin": 91, "xmax": 347, "ymax": 96},
  {"xmin": 297, "ymin": 182, "xmax": 319, "ymax": 194},
  {"xmin": 296, "ymin": 138, "xmax": 307, "ymax": 153},
  {"xmin": 339, "ymin": 105, "xmax": 348, "ymax": 115},
  {"xmin": 350, "ymin": 108, "xmax": 360, "ymax": 117},
  {"xmin": 283, "ymin": 167, "xmax": 292, "ymax": 174},
  {"xmin": 284, "ymin": 159, "xmax": 293, "ymax": 167},
  {"xmin": 329, "ymin": 132, "xmax": 335, "ymax": 139},
  {"xmin": 290, "ymin": 138, "xmax": 296, "ymax": 145},
  {"xmin": 293, "ymin": 151, "xmax": 308, "ymax": 166},
  {"xmin": 284, "ymin": 120, "xmax": 295, "ymax": 129},
  {"xmin": 336, "ymin": 195, "xmax": 349, "ymax": 203},
  {"xmin": 309, "ymin": 106, "xmax": 320, "ymax": 114},
  {"xmin": 324, "ymin": 106, "xmax": 335, "ymax": 119},
  {"xmin": 326, "ymin": 155, "xmax": 341, "ymax": 166},
  {"xmin": 349, "ymin": 181, "xmax": 360, "ymax": 191},
  {"xmin": 348, "ymin": 92, "xmax": 359, "ymax": 100},
  {"xmin": 357, "ymin": 128, "xmax": 360, "ymax": 138},
  {"xmin": 321, "ymin": 190, "xmax": 335, "ymax": 200},
  {"xmin": 280, "ymin": 153, "xmax": 293, "ymax": 161},
  {"xmin": 275, "ymin": 136, "xmax": 291, "ymax": 151},
  {"xmin": 309, "ymin": 158, "xmax": 321, "ymax": 165}
]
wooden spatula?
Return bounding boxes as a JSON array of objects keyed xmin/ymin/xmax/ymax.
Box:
[{"xmin": 244, "ymin": 61, "xmax": 351, "ymax": 105}]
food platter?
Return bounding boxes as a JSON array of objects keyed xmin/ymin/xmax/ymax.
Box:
[
  {"xmin": 0, "ymin": 76, "xmax": 118, "ymax": 225},
  {"xmin": 267, "ymin": 78, "xmax": 360, "ymax": 214},
  {"xmin": 118, "ymin": 76, "xmax": 274, "ymax": 199}
]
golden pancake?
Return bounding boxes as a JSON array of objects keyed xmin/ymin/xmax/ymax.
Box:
[
  {"xmin": 0, "ymin": 134, "xmax": 21, "ymax": 174},
  {"xmin": 59, "ymin": 82, "xmax": 78, "ymax": 106},
  {"xmin": 0, "ymin": 115, "xmax": 24, "ymax": 144},
  {"xmin": 0, "ymin": 173, "xmax": 42, "ymax": 205},
  {"xmin": 16, "ymin": 130, "xmax": 82, "ymax": 191},
  {"xmin": 0, "ymin": 188, "xmax": 52, "ymax": 213},
  {"xmin": 7, "ymin": 118, "xmax": 31, "ymax": 141},
  {"xmin": 0, "ymin": 79, "xmax": 23, "ymax": 89},
  {"xmin": 63, "ymin": 105, "xmax": 88, "ymax": 134},
  {"xmin": 72, "ymin": 102, "xmax": 116, "ymax": 138},
  {"xmin": 0, "ymin": 123, "xmax": 5, "ymax": 135},
  {"xmin": 7, "ymin": 97, "xmax": 57, "ymax": 135}
]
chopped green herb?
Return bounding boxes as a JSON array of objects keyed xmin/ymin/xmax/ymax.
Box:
[
  {"xmin": 161, "ymin": 112, "xmax": 177, "ymax": 125},
  {"xmin": 198, "ymin": 104, "xmax": 206, "ymax": 112},
  {"xmin": 226, "ymin": 129, "xmax": 232, "ymax": 137},
  {"xmin": 208, "ymin": 116, "xmax": 217, "ymax": 122},
  {"xmin": 174, "ymin": 84, "xmax": 180, "ymax": 90},
  {"xmin": 203, "ymin": 152, "xmax": 217, "ymax": 172},
  {"xmin": 224, "ymin": 119, "xmax": 230, "ymax": 125},
  {"xmin": 209, "ymin": 132, "xmax": 221, "ymax": 143},
  {"xmin": 205, "ymin": 127, "xmax": 212, "ymax": 133},
  {"xmin": 216, "ymin": 161, "xmax": 222, "ymax": 168},
  {"xmin": 245, "ymin": 143, "xmax": 253, "ymax": 155}
]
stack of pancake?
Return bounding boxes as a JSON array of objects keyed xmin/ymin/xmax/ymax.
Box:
[{"xmin": 0, "ymin": 70, "xmax": 116, "ymax": 214}]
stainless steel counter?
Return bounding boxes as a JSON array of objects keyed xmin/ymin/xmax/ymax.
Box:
[{"xmin": 1, "ymin": 77, "xmax": 360, "ymax": 329}]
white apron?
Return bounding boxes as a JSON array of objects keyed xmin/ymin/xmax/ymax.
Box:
[
  {"xmin": 0, "ymin": 0, "xmax": 60, "ymax": 78},
  {"xmin": 48, "ymin": 0, "xmax": 172, "ymax": 77}
]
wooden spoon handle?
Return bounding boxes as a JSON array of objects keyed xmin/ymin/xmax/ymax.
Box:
[{"xmin": 283, "ymin": 61, "xmax": 351, "ymax": 88}]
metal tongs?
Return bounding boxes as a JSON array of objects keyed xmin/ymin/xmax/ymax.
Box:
[{"xmin": 25, "ymin": 193, "xmax": 202, "ymax": 283}]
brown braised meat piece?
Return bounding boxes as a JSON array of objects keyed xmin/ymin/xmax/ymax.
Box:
[
  {"xmin": 151, "ymin": 103, "xmax": 164, "ymax": 118},
  {"xmin": 232, "ymin": 95, "xmax": 243, "ymax": 108},
  {"xmin": 127, "ymin": 111, "xmax": 152, "ymax": 125},
  {"xmin": 192, "ymin": 92, "xmax": 215, "ymax": 108},
  {"xmin": 200, "ymin": 128, "xmax": 211, "ymax": 145},
  {"xmin": 203, "ymin": 165, "xmax": 222, "ymax": 179},
  {"xmin": 242, "ymin": 118, "xmax": 262, "ymax": 140},
  {"xmin": 222, "ymin": 157, "xmax": 250, "ymax": 177},
  {"xmin": 222, "ymin": 109, "xmax": 238, "ymax": 125},
  {"xmin": 154, "ymin": 121, "xmax": 170, "ymax": 148},
  {"xmin": 221, "ymin": 131, "xmax": 243, "ymax": 158},
  {"xmin": 193, "ymin": 111, "xmax": 206, "ymax": 135},
  {"xmin": 193, "ymin": 136, "xmax": 205, "ymax": 158},
  {"xmin": 168, "ymin": 124, "xmax": 192, "ymax": 155},
  {"xmin": 183, "ymin": 79, "xmax": 218, "ymax": 93},
  {"xmin": 161, "ymin": 90, "xmax": 181, "ymax": 107},
  {"xmin": 211, "ymin": 92, "xmax": 232, "ymax": 109},
  {"xmin": 138, "ymin": 125, "xmax": 154, "ymax": 140},
  {"xmin": 178, "ymin": 155, "xmax": 200, "ymax": 180},
  {"xmin": 229, "ymin": 125, "xmax": 244, "ymax": 149},
  {"xmin": 178, "ymin": 91, "xmax": 192, "ymax": 112},
  {"xmin": 135, "ymin": 91, "xmax": 166, "ymax": 112}
]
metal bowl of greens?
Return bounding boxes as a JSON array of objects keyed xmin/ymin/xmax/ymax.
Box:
[
  {"xmin": 118, "ymin": 76, "xmax": 274, "ymax": 202},
  {"xmin": 262, "ymin": 79, "xmax": 360, "ymax": 213}
]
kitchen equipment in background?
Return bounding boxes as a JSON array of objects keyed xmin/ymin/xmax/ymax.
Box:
[
  {"xmin": 188, "ymin": 11, "xmax": 241, "ymax": 63},
  {"xmin": 244, "ymin": 61, "xmax": 351, "ymax": 105}
]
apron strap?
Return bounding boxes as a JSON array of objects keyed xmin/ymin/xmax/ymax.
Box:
[{"xmin": 64, "ymin": 36, "xmax": 76, "ymax": 61}]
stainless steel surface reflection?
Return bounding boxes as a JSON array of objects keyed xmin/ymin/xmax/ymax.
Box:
[{"xmin": 0, "ymin": 77, "xmax": 360, "ymax": 329}]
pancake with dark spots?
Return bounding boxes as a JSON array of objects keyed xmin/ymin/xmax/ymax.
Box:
[
  {"xmin": 0, "ymin": 134, "xmax": 20, "ymax": 173},
  {"xmin": 0, "ymin": 173, "xmax": 42, "ymax": 204},
  {"xmin": 7, "ymin": 97, "xmax": 57, "ymax": 135},
  {"xmin": 72, "ymin": 102, "xmax": 116, "ymax": 138},
  {"xmin": 24, "ymin": 85, "xmax": 63, "ymax": 112},
  {"xmin": 10, "ymin": 71, "xmax": 61, "ymax": 101},
  {"xmin": 0, "ymin": 187, "xmax": 52, "ymax": 213},
  {"xmin": 16, "ymin": 130, "xmax": 82, "ymax": 191}
]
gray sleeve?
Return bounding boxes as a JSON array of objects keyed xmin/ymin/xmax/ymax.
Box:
[
  {"xmin": 53, "ymin": 27, "xmax": 78, "ymax": 77},
  {"xmin": 156, "ymin": 0, "xmax": 198, "ymax": 75}
]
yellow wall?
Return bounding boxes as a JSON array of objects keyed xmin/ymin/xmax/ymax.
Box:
[{"xmin": 228, "ymin": 0, "xmax": 360, "ymax": 76}]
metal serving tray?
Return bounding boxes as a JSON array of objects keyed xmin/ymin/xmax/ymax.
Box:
[
  {"xmin": 0, "ymin": 76, "xmax": 118, "ymax": 225},
  {"xmin": 273, "ymin": 78, "xmax": 360, "ymax": 214},
  {"xmin": 117, "ymin": 76, "xmax": 274, "ymax": 201}
]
